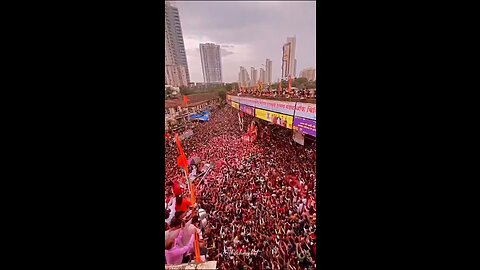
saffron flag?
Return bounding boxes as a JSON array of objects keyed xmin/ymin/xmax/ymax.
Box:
[
  {"xmin": 176, "ymin": 134, "xmax": 189, "ymax": 175},
  {"xmin": 183, "ymin": 95, "xmax": 189, "ymax": 105}
]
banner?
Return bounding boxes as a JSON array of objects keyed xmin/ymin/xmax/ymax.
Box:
[
  {"xmin": 255, "ymin": 108, "xmax": 293, "ymax": 129},
  {"xmin": 293, "ymin": 117, "xmax": 316, "ymax": 137},
  {"xmin": 230, "ymin": 96, "xmax": 296, "ymax": 115},
  {"xmin": 293, "ymin": 129, "xmax": 305, "ymax": 145},
  {"xmin": 240, "ymin": 104, "xmax": 255, "ymax": 116},
  {"xmin": 231, "ymin": 101, "xmax": 240, "ymax": 110},
  {"xmin": 294, "ymin": 102, "xmax": 316, "ymax": 120}
]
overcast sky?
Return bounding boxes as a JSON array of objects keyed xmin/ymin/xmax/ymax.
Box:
[{"xmin": 173, "ymin": 1, "xmax": 316, "ymax": 83}]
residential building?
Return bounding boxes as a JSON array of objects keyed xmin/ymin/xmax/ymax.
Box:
[
  {"xmin": 300, "ymin": 68, "xmax": 316, "ymax": 81},
  {"xmin": 250, "ymin": 67, "xmax": 257, "ymax": 86},
  {"xmin": 281, "ymin": 36, "xmax": 296, "ymax": 79},
  {"xmin": 165, "ymin": 1, "xmax": 190, "ymax": 84},
  {"xmin": 265, "ymin": 59, "xmax": 272, "ymax": 84},
  {"xmin": 238, "ymin": 66, "xmax": 250, "ymax": 87},
  {"xmin": 199, "ymin": 43, "xmax": 223, "ymax": 83},
  {"xmin": 259, "ymin": 68, "xmax": 265, "ymax": 83}
]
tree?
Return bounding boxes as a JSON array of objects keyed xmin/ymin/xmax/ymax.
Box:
[
  {"xmin": 180, "ymin": 86, "xmax": 191, "ymax": 95},
  {"xmin": 293, "ymin": 77, "xmax": 308, "ymax": 88},
  {"xmin": 217, "ymin": 88, "xmax": 227, "ymax": 100}
]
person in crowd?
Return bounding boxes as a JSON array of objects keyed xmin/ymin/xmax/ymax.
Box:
[{"xmin": 165, "ymin": 106, "xmax": 316, "ymax": 269}]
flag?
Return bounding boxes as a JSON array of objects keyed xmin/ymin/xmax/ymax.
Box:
[
  {"xmin": 176, "ymin": 134, "xmax": 189, "ymax": 175},
  {"xmin": 278, "ymin": 80, "xmax": 282, "ymax": 92},
  {"xmin": 183, "ymin": 95, "xmax": 189, "ymax": 105},
  {"xmin": 288, "ymin": 76, "xmax": 293, "ymax": 93}
]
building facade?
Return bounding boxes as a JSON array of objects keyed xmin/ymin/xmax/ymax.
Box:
[
  {"xmin": 281, "ymin": 36, "xmax": 296, "ymax": 79},
  {"xmin": 250, "ymin": 67, "xmax": 257, "ymax": 86},
  {"xmin": 259, "ymin": 68, "xmax": 265, "ymax": 83},
  {"xmin": 166, "ymin": 64, "xmax": 188, "ymax": 87},
  {"xmin": 199, "ymin": 43, "xmax": 223, "ymax": 84},
  {"xmin": 238, "ymin": 66, "xmax": 250, "ymax": 87},
  {"xmin": 265, "ymin": 59, "xmax": 272, "ymax": 85},
  {"xmin": 300, "ymin": 68, "xmax": 316, "ymax": 81},
  {"xmin": 165, "ymin": 1, "xmax": 190, "ymax": 85}
]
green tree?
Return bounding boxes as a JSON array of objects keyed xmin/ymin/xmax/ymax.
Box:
[
  {"xmin": 180, "ymin": 86, "xmax": 192, "ymax": 95},
  {"xmin": 293, "ymin": 77, "xmax": 308, "ymax": 89},
  {"xmin": 217, "ymin": 88, "xmax": 227, "ymax": 100}
]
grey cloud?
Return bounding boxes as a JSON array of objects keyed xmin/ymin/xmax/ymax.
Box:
[
  {"xmin": 221, "ymin": 48, "xmax": 234, "ymax": 57},
  {"xmin": 175, "ymin": 1, "xmax": 316, "ymax": 82}
]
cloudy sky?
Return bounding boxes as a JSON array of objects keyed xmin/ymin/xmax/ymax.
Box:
[{"xmin": 173, "ymin": 1, "xmax": 316, "ymax": 83}]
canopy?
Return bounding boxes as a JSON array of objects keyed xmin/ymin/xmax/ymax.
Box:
[{"xmin": 190, "ymin": 114, "xmax": 209, "ymax": 122}]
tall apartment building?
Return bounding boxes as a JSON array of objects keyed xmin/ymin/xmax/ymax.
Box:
[
  {"xmin": 250, "ymin": 67, "xmax": 258, "ymax": 86},
  {"xmin": 265, "ymin": 59, "xmax": 272, "ymax": 85},
  {"xmin": 166, "ymin": 65, "xmax": 188, "ymax": 87},
  {"xmin": 199, "ymin": 43, "xmax": 223, "ymax": 84},
  {"xmin": 259, "ymin": 68, "xmax": 265, "ymax": 83},
  {"xmin": 294, "ymin": 59, "xmax": 297, "ymax": 78},
  {"xmin": 281, "ymin": 36, "xmax": 296, "ymax": 79},
  {"xmin": 238, "ymin": 66, "xmax": 250, "ymax": 87},
  {"xmin": 300, "ymin": 68, "xmax": 316, "ymax": 81},
  {"xmin": 165, "ymin": 1, "xmax": 190, "ymax": 86}
]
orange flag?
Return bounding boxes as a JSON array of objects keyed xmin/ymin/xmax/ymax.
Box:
[
  {"xmin": 175, "ymin": 134, "xmax": 188, "ymax": 175},
  {"xmin": 183, "ymin": 95, "xmax": 189, "ymax": 105}
]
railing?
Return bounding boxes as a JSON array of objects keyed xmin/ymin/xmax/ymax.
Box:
[{"xmin": 228, "ymin": 92, "xmax": 316, "ymax": 103}]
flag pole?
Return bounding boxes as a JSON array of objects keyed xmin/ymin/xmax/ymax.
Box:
[{"xmin": 175, "ymin": 135, "xmax": 201, "ymax": 264}]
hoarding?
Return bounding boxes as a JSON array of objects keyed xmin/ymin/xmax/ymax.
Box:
[
  {"xmin": 231, "ymin": 101, "xmax": 239, "ymax": 110},
  {"xmin": 255, "ymin": 108, "xmax": 293, "ymax": 129},
  {"xmin": 294, "ymin": 102, "xmax": 316, "ymax": 120},
  {"xmin": 293, "ymin": 117, "xmax": 316, "ymax": 137},
  {"xmin": 240, "ymin": 104, "xmax": 255, "ymax": 116}
]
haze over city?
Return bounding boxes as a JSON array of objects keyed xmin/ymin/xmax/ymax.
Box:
[{"xmin": 174, "ymin": 1, "xmax": 316, "ymax": 83}]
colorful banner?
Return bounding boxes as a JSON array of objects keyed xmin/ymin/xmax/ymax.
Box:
[
  {"xmin": 293, "ymin": 117, "xmax": 316, "ymax": 137},
  {"xmin": 230, "ymin": 96, "xmax": 296, "ymax": 115},
  {"xmin": 294, "ymin": 102, "xmax": 316, "ymax": 120},
  {"xmin": 231, "ymin": 101, "xmax": 239, "ymax": 110},
  {"xmin": 255, "ymin": 108, "xmax": 293, "ymax": 129},
  {"xmin": 240, "ymin": 104, "xmax": 255, "ymax": 116},
  {"xmin": 228, "ymin": 95, "xmax": 317, "ymax": 121}
]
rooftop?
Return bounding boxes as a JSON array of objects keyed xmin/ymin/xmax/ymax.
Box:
[{"xmin": 165, "ymin": 93, "xmax": 220, "ymax": 109}]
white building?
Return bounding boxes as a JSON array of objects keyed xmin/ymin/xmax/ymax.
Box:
[
  {"xmin": 265, "ymin": 59, "xmax": 273, "ymax": 85},
  {"xmin": 282, "ymin": 36, "xmax": 296, "ymax": 79},
  {"xmin": 165, "ymin": 1, "xmax": 190, "ymax": 84},
  {"xmin": 250, "ymin": 67, "xmax": 257, "ymax": 86},
  {"xmin": 199, "ymin": 43, "xmax": 223, "ymax": 83},
  {"xmin": 259, "ymin": 68, "xmax": 265, "ymax": 83},
  {"xmin": 300, "ymin": 68, "xmax": 316, "ymax": 81},
  {"xmin": 166, "ymin": 64, "xmax": 188, "ymax": 87},
  {"xmin": 238, "ymin": 66, "xmax": 250, "ymax": 87}
]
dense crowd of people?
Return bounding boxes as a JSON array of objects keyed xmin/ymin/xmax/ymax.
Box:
[
  {"xmin": 165, "ymin": 105, "xmax": 317, "ymax": 270},
  {"xmin": 230, "ymin": 86, "xmax": 316, "ymax": 100}
]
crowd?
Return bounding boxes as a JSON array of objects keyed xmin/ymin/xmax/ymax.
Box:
[
  {"xmin": 165, "ymin": 105, "xmax": 317, "ymax": 270},
  {"xmin": 230, "ymin": 86, "xmax": 316, "ymax": 100}
]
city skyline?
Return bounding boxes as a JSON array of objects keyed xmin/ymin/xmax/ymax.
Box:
[{"xmin": 174, "ymin": 1, "xmax": 316, "ymax": 83}]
